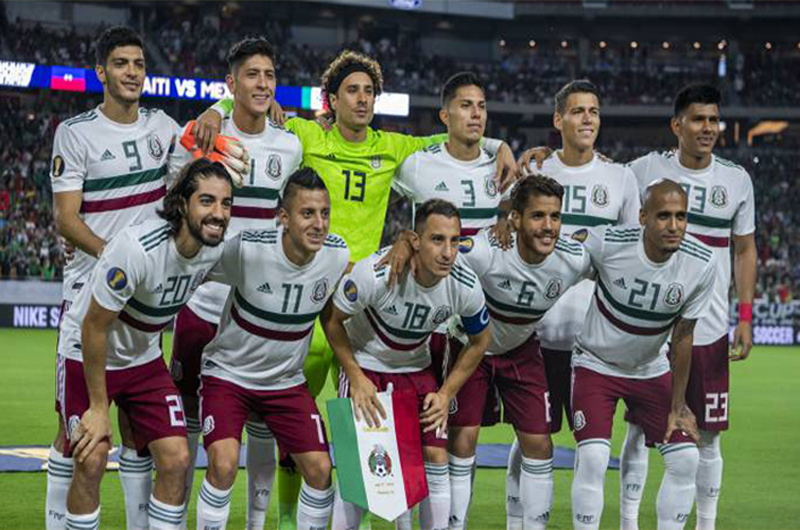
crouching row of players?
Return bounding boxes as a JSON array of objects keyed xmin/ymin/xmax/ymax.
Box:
[{"xmin": 58, "ymin": 156, "xmax": 713, "ymax": 530}]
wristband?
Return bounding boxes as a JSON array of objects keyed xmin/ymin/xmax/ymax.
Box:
[{"xmin": 738, "ymin": 302, "xmax": 753, "ymax": 323}]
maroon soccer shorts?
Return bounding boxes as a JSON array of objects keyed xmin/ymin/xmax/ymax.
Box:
[
  {"xmin": 170, "ymin": 305, "xmax": 217, "ymax": 402},
  {"xmin": 571, "ymin": 366, "xmax": 694, "ymax": 447},
  {"xmin": 54, "ymin": 299, "xmax": 71, "ymax": 413},
  {"xmin": 200, "ymin": 376, "xmax": 328, "ymax": 456},
  {"xmin": 541, "ymin": 347, "xmax": 573, "ymax": 433},
  {"xmin": 61, "ymin": 357, "xmax": 187, "ymax": 457},
  {"xmin": 686, "ymin": 335, "xmax": 730, "ymax": 431},
  {"xmin": 449, "ymin": 333, "xmax": 550, "ymax": 435},
  {"xmin": 338, "ymin": 367, "xmax": 448, "ymax": 449}
]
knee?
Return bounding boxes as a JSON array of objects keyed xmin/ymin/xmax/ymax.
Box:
[
  {"xmin": 447, "ymin": 427, "xmax": 479, "ymax": 458},
  {"xmin": 75, "ymin": 443, "xmax": 110, "ymax": 482},
  {"xmin": 208, "ymin": 453, "xmax": 239, "ymax": 489},
  {"xmin": 575, "ymin": 441, "xmax": 611, "ymax": 483},
  {"xmin": 302, "ymin": 456, "xmax": 332, "ymax": 489},
  {"xmin": 423, "ymin": 446, "xmax": 448, "ymax": 465},
  {"xmin": 698, "ymin": 431, "xmax": 721, "ymax": 461},
  {"xmin": 663, "ymin": 445, "xmax": 699, "ymax": 480},
  {"xmin": 158, "ymin": 445, "xmax": 190, "ymax": 477},
  {"xmin": 519, "ymin": 434, "xmax": 552, "ymax": 459}
]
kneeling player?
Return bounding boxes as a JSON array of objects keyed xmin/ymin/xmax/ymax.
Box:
[
  {"xmin": 195, "ymin": 168, "xmax": 349, "ymax": 530},
  {"xmin": 59, "ymin": 159, "xmax": 233, "ymax": 530},
  {"xmin": 570, "ymin": 180, "xmax": 715, "ymax": 530},
  {"xmin": 323, "ymin": 200, "xmax": 490, "ymax": 530},
  {"xmin": 447, "ymin": 175, "xmax": 592, "ymax": 530}
]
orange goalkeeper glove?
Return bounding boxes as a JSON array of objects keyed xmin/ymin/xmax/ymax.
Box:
[{"xmin": 180, "ymin": 121, "xmax": 250, "ymax": 187}]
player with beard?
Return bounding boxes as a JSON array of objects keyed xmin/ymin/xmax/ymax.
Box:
[{"xmin": 57, "ymin": 159, "xmax": 233, "ymax": 530}]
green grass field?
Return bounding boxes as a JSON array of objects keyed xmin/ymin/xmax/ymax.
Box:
[{"xmin": 1, "ymin": 329, "xmax": 797, "ymax": 529}]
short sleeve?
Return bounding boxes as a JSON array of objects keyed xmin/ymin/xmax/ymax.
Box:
[
  {"xmin": 211, "ymin": 98, "xmax": 234, "ymax": 118},
  {"xmin": 50, "ymin": 123, "xmax": 87, "ymax": 193},
  {"xmin": 390, "ymin": 132, "xmax": 448, "ymax": 165},
  {"xmin": 90, "ymin": 232, "xmax": 145, "ymax": 313},
  {"xmin": 581, "ymin": 226, "xmax": 607, "ymax": 266},
  {"xmin": 167, "ymin": 122, "xmax": 194, "ymax": 182},
  {"xmin": 619, "ymin": 167, "xmax": 642, "ymax": 225},
  {"xmin": 458, "ymin": 231, "xmax": 492, "ymax": 277},
  {"xmin": 681, "ymin": 256, "xmax": 717, "ymax": 320},
  {"xmin": 627, "ymin": 154, "xmax": 652, "ymax": 196},
  {"xmin": 732, "ymin": 172, "xmax": 756, "ymax": 236},
  {"xmin": 205, "ymin": 233, "xmax": 243, "ymax": 286},
  {"xmin": 333, "ymin": 257, "xmax": 378, "ymax": 316},
  {"xmin": 393, "ymin": 154, "xmax": 419, "ymax": 199},
  {"xmin": 285, "ymin": 117, "xmax": 323, "ymax": 154}
]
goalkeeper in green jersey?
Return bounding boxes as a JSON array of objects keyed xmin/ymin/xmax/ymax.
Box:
[{"xmin": 196, "ymin": 49, "xmax": 518, "ymax": 529}]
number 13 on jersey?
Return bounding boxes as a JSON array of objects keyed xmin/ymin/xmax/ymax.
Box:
[{"xmin": 342, "ymin": 169, "xmax": 366, "ymax": 202}]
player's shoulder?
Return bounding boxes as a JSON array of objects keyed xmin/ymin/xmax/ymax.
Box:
[
  {"xmin": 240, "ymin": 228, "xmax": 280, "ymax": 246},
  {"xmin": 713, "ymin": 154, "xmax": 751, "ymax": 180},
  {"xmin": 267, "ymin": 118, "xmax": 299, "ymax": 139},
  {"xmin": 59, "ymin": 109, "xmax": 100, "ymax": 133},
  {"xmin": 450, "ymin": 255, "xmax": 479, "ymax": 290},
  {"xmin": 139, "ymin": 106, "xmax": 169, "ymax": 123},
  {"xmin": 133, "ymin": 220, "xmax": 171, "ymax": 254},
  {"xmin": 677, "ymin": 234, "xmax": 714, "ymax": 265},
  {"xmin": 323, "ymin": 232, "xmax": 349, "ymax": 251},
  {"xmin": 554, "ymin": 236, "xmax": 585, "ymax": 258},
  {"xmin": 602, "ymin": 225, "xmax": 642, "ymax": 244}
]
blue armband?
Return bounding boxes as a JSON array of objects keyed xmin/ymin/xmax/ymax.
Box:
[{"xmin": 461, "ymin": 306, "xmax": 489, "ymax": 336}]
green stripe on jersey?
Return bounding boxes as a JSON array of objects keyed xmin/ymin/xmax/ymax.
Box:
[
  {"xmin": 681, "ymin": 239, "xmax": 713, "ymax": 258},
  {"xmin": 562, "ymin": 213, "xmax": 617, "ymax": 227},
  {"xmin": 126, "ymin": 297, "xmax": 183, "ymax": 318},
  {"xmin": 687, "ymin": 213, "xmax": 732, "ymax": 229},
  {"xmin": 597, "ymin": 279, "xmax": 680, "ymax": 322},
  {"xmin": 678, "ymin": 247, "xmax": 712, "ymax": 262},
  {"xmin": 83, "ymin": 165, "xmax": 168, "ymax": 193},
  {"xmin": 484, "ymin": 291, "xmax": 547, "ymax": 317},
  {"xmin": 235, "ymin": 187, "xmax": 280, "ymax": 200},
  {"xmin": 234, "ymin": 289, "xmax": 318, "ymax": 324},
  {"xmin": 139, "ymin": 224, "xmax": 170, "ymax": 244}
]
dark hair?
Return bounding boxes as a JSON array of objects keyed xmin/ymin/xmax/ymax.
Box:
[
  {"xmin": 511, "ymin": 175, "xmax": 565, "ymax": 213},
  {"xmin": 414, "ymin": 199, "xmax": 461, "ymax": 234},
  {"xmin": 673, "ymin": 83, "xmax": 721, "ymax": 117},
  {"xmin": 554, "ymin": 79, "xmax": 600, "ymax": 115},
  {"xmin": 158, "ymin": 159, "xmax": 232, "ymax": 235},
  {"xmin": 320, "ymin": 50, "xmax": 383, "ymax": 110},
  {"xmin": 95, "ymin": 26, "xmax": 144, "ymax": 66},
  {"xmin": 226, "ymin": 37, "xmax": 276, "ymax": 73},
  {"xmin": 441, "ymin": 71, "xmax": 485, "ymax": 108},
  {"xmin": 642, "ymin": 178, "xmax": 687, "ymax": 210},
  {"xmin": 281, "ymin": 168, "xmax": 329, "ymax": 211}
]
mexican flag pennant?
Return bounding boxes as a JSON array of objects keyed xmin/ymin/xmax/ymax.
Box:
[{"xmin": 327, "ymin": 385, "xmax": 428, "ymax": 522}]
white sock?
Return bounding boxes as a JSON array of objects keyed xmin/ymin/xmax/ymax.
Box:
[
  {"xmin": 572, "ymin": 439, "xmax": 611, "ymax": 530},
  {"xmin": 196, "ymin": 478, "xmax": 232, "ymax": 530},
  {"xmin": 119, "ymin": 445, "xmax": 153, "ymax": 530},
  {"xmin": 332, "ymin": 487, "xmax": 363, "ymax": 530},
  {"xmin": 656, "ymin": 443, "xmax": 699, "ymax": 530},
  {"xmin": 521, "ymin": 456, "xmax": 554, "ymax": 530},
  {"xmin": 148, "ymin": 495, "xmax": 186, "ymax": 530},
  {"xmin": 620, "ymin": 423, "xmax": 649, "ymax": 530},
  {"xmin": 695, "ymin": 431, "xmax": 723, "ymax": 530},
  {"xmin": 395, "ymin": 509, "xmax": 412, "ymax": 530},
  {"xmin": 65, "ymin": 506, "xmax": 100, "ymax": 530},
  {"xmin": 46, "ymin": 445, "xmax": 73, "ymax": 530},
  {"xmin": 180, "ymin": 416, "xmax": 202, "ymax": 530},
  {"xmin": 245, "ymin": 421, "xmax": 276, "ymax": 530},
  {"xmin": 506, "ymin": 438, "xmax": 523, "ymax": 530},
  {"xmin": 448, "ymin": 454, "xmax": 475, "ymax": 530},
  {"xmin": 419, "ymin": 462, "xmax": 450, "ymax": 530},
  {"xmin": 297, "ymin": 482, "xmax": 334, "ymax": 530}
]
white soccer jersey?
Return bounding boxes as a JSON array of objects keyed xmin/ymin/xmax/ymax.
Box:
[
  {"xmin": 333, "ymin": 249, "xmax": 487, "ymax": 373},
  {"xmin": 629, "ymin": 150, "xmax": 756, "ymax": 345},
  {"xmin": 58, "ymin": 220, "xmax": 223, "ymax": 369},
  {"xmin": 50, "ymin": 106, "xmax": 181, "ymax": 303},
  {"xmin": 202, "ymin": 228, "xmax": 348, "ymax": 390},
  {"xmin": 534, "ymin": 151, "xmax": 641, "ymax": 352},
  {"xmin": 574, "ymin": 226, "xmax": 716, "ymax": 379},
  {"xmin": 395, "ymin": 143, "xmax": 509, "ymax": 236},
  {"xmin": 459, "ymin": 230, "xmax": 592, "ymax": 355},
  {"xmin": 180, "ymin": 117, "xmax": 303, "ymax": 324}
]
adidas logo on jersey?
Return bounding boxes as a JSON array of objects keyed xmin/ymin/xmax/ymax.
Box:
[
  {"xmin": 151, "ymin": 283, "xmax": 163, "ymax": 294},
  {"xmin": 434, "ymin": 182, "xmax": 449, "ymax": 192},
  {"xmin": 100, "ymin": 149, "xmax": 116, "ymax": 161},
  {"xmin": 385, "ymin": 304, "xmax": 398, "ymax": 316},
  {"xmin": 497, "ymin": 279, "xmax": 513, "ymax": 291},
  {"xmin": 613, "ymin": 277, "xmax": 627, "ymax": 289},
  {"xmin": 257, "ymin": 282, "xmax": 273, "ymax": 294}
]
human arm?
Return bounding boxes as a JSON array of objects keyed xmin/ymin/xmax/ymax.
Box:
[
  {"xmin": 53, "ymin": 191, "xmax": 106, "ymax": 258},
  {"xmin": 730, "ymin": 232, "xmax": 756, "ymax": 361},
  {"xmin": 488, "ymin": 199, "xmax": 513, "ymax": 249},
  {"xmin": 517, "ymin": 146, "xmax": 554, "ymax": 174},
  {"xmin": 665, "ymin": 317, "xmax": 700, "ymax": 443}
]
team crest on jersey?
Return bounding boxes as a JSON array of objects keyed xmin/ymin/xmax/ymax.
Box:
[
  {"xmin": 709, "ymin": 185, "xmax": 728, "ymax": 208},
  {"xmin": 591, "ymin": 184, "xmax": 609, "ymax": 208},
  {"xmin": 368, "ymin": 445, "xmax": 393, "ymax": 478},
  {"xmin": 344, "ymin": 279, "xmax": 358, "ymax": 302},
  {"xmin": 147, "ymin": 134, "xmax": 164, "ymax": 159},
  {"xmin": 432, "ymin": 305, "xmax": 452, "ymax": 325},
  {"xmin": 106, "ymin": 267, "xmax": 128, "ymax": 291},
  {"xmin": 544, "ymin": 278, "xmax": 563, "ymax": 300},
  {"xmin": 203, "ymin": 416, "xmax": 215, "ymax": 436},
  {"xmin": 571, "ymin": 228, "xmax": 588, "ymax": 243},
  {"xmin": 190, "ymin": 271, "xmax": 206, "ymax": 292},
  {"xmin": 664, "ymin": 282, "xmax": 684, "ymax": 307},
  {"xmin": 266, "ymin": 154, "xmax": 282, "ymax": 180},
  {"xmin": 311, "ymin": 278, "xmax": 329, "ymax": 304},
  {"xmin": 573, "ymin": 410, "xmax": 586, "ymax": 431},
  {"xmin": 52, "ymin": 155, "xmax": 65, "ymax": 177},
  {"xmin": 371, "ymin": 156, "xmax": 382, "ymax": 169},
  {"xmin": 68, "ymin": 415, "xmax": 81, "ymax": 439},
  {"xmin": 484, "ymin": 174, "xmax": 499, "ymax": 198},
  {"xmin": 458, "ymin": 237, "xmax": 474, "ymax": 253}
]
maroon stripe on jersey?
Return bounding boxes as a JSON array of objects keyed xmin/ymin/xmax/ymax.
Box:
[
  {"xmin": 486, "ymin": 306, "xmax": 540, "ymax": 325},
  {"xmin": 231, "ymin": 205, "xmax": 277, "ymax": 219},
  {"xmin": 595, "ymin": 292, "xmax": 674, "ymax": 336},
  {"xmin": 689, "ymin": 232, "xmax": 729, "ymax": 248},
  {"xmin": 118, "ymin": 310, "xmax": 169, "ymax": 333},
  {"xmin": 81, "ymin": 186, "xmax": 166, "ymax": 214},
  {"xmin": 231, "ymin": 304, "xmax": 313, "ymax": 341},
  {"xmin": 461, "ymin": 227, "xmax": 481, "ymax": 236},
  {"xmin": 364, "ymin": 309, "xmax": 430, "ymax": 352}
]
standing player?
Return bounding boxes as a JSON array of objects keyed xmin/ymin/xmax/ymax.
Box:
[
  {"xmin": 195, "ymin": 169, "xmax": 348, "ymax": 530},
  {"xmin": 619, "ymin": 84, "xmax": 756, "ymax": 530},
  {"xmin": 446, "ymin": 175, "xmax": 592, "ymax": 530},
  {"xmin": 48, "ymin": 26, "xmax": 182, "ymax": 530},
  {"xmin": 506, "ymin": 79, "xmax": 640, "ymax": 529},
  {"xmin": 570, "ymin": 180, "xmax": 715, "ymax": 530},
  {"xmin": 58, "ymin": 159, "xmax": 232, "ymax": 530},
  {"xmin": 169, "ymin": 37, "xmax": 302, "ymax": 530},
  {"xmin": 322, "ymin": 200, "xmax": 491, "ymax": 530},
  {"xmin": 198, "ymin": 49, "xmax": 516, "ymax": 529}
]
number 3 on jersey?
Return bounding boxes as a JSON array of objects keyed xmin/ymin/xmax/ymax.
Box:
[{"xmin": 342, "ymin": 169, "xmax": 366, "ymax": 202}]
